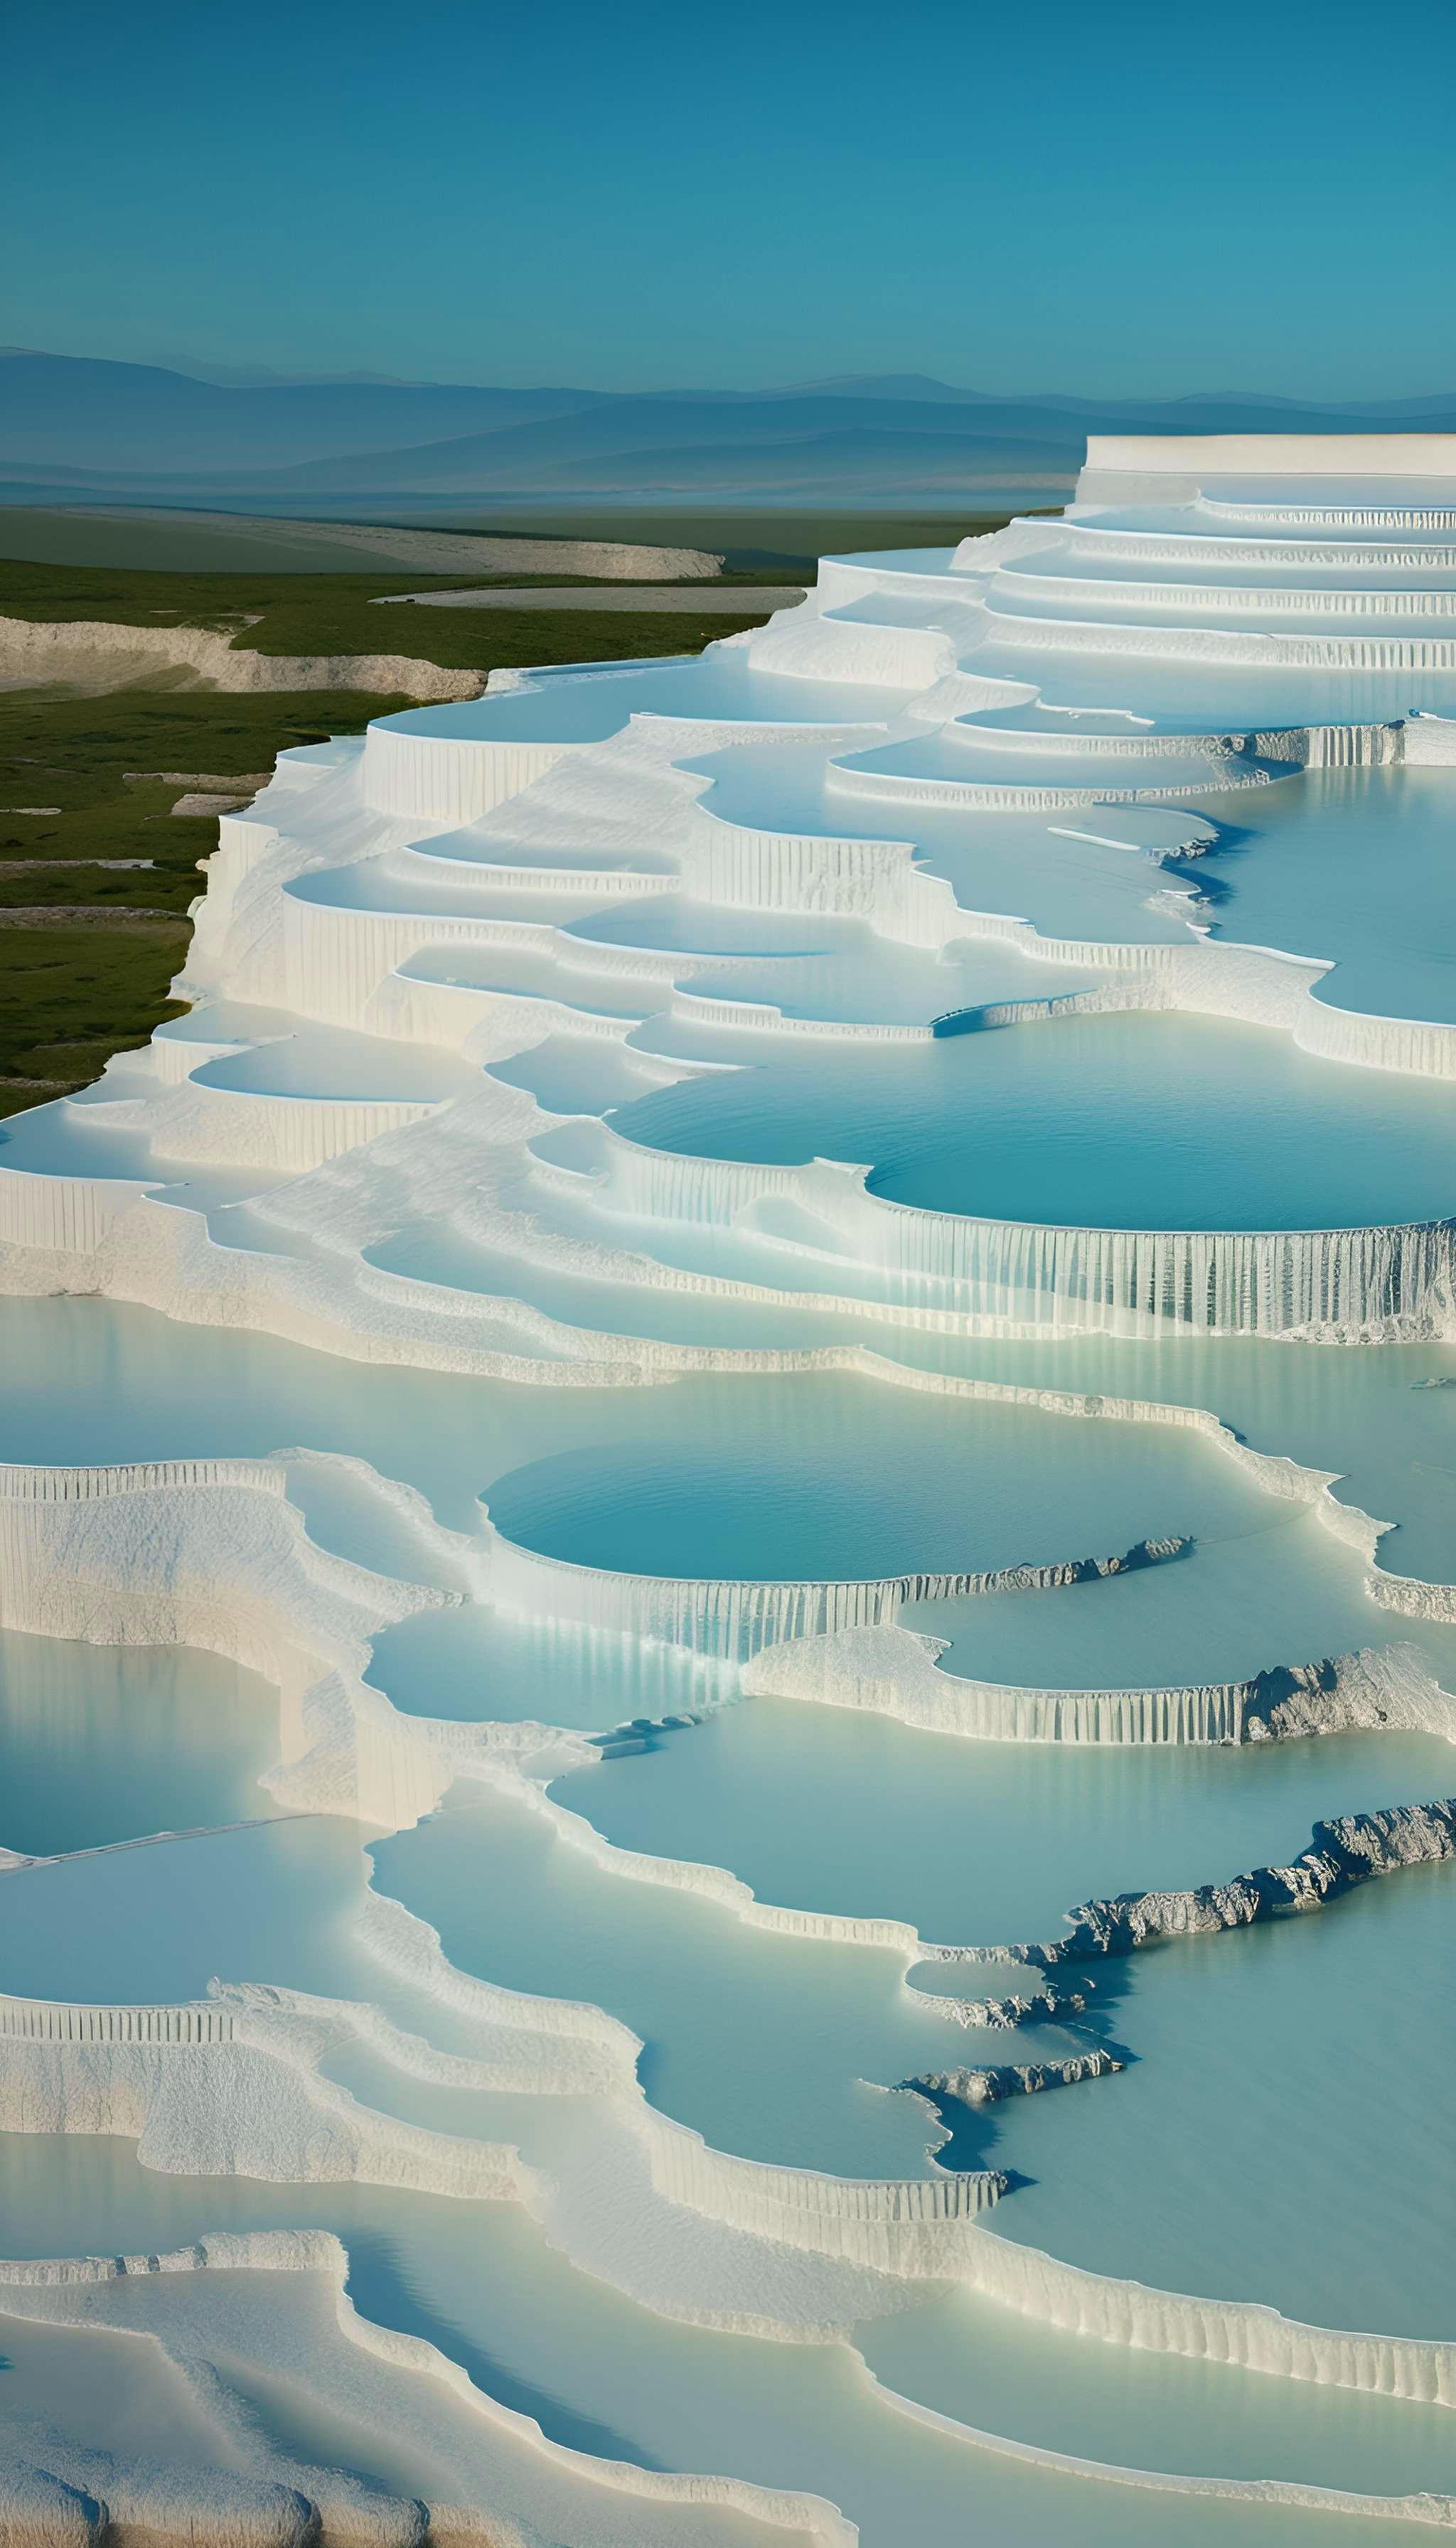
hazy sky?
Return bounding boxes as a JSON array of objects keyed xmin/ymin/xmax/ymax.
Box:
[{"xmin": 6, "ymin": 0, "xmax": 1454, "ymax": 399}]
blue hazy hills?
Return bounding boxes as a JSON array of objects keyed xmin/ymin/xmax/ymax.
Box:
[{"xmin": 5, "ymin": 348, "xmax": 1456, "ymax": 503}]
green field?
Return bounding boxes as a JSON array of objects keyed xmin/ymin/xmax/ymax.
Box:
[
  {"xmin": 0, "ymin": 555, "xmax": 779, "ymax": 673},
  {"xmin": 0, "ymin": 682, "xmax": 420, "ymax": 901},
  {"xmin": 0, "ymin": 682, "xmax": 426, "ymax": 1115},
  {"xmin": 0, "ymin": 506, "xmax": 448, "ymax": 574},
  {"xmin": 0, "ymin": 925, "xmax": 193, "ymax": 1108},
  {"xmin": 0, "ymin": 500, "xmax": 1018, "ymax": 576},
  {"xmin": 432, "ymin": 506, "xmax": 1022, "ymax": 567}
]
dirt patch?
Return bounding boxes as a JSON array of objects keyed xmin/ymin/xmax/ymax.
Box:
[
  {"xmin": 0, "ymin": 906, "xmax": 190, "ymax": 927},
  {"xmin": 0, "ymin": 615, "xmax": 480, "ymax": 701},
  {"xmin": 124, "ymin": 771, "xmax": 273, "ymax": 788}
]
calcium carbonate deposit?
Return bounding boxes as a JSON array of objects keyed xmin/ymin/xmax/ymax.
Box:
[{"xmin": 4, "ymin": 434, "xmax": 1456, "ymax": 2543}]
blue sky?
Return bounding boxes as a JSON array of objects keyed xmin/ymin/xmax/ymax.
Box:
[{"xmin": 6, "ymin": 0, "xmax": 1454, "ymax": 399}]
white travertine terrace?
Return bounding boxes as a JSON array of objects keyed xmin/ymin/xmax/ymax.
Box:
[{"xmin": 5, "ymin": 438, "xmax": 1456, "ymax": 2541}]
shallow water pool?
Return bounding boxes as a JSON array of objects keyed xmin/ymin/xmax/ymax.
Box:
[
  {"xmin": 606, "ymin": 1008, "xmax": 1456, "ymax": 1231},
  {"xmin": 0, "ymin": 1630, "xmax": 281, "ymax": 1858}
]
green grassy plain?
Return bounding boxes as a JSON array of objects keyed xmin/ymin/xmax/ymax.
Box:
[
  {"xmin": 0, "ymin": 682, "xmax": 423, "ymax": 1113},
  {"xmin": 431, "ymin": 507, "xmax": 1020, "ymax": 567},
  {"xmin": 0, "ymin": 556, "xmax": 776, "ymax": 674},
  {"xmin": 0, "ymin": 924, "xmax": 192, "ymax": 1108},
  {"xmin": 0, "ymin": 501, "xmax": 1020, "ymax": 577},
  {"xmin": 0, "ymin": 506, "xmax": 439, "ymax": 574}
]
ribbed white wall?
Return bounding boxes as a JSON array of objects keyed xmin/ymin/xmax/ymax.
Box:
[
  {"xmin": 281, "ymin": 889, "xmax": 528, "ymax": 1024},
  {"xmin": 823, "ymin": 759, "xmax": 1270, "ymax": 812},
  {"xmin": 483, "ymin": 1528, "xmax": 1173, "ymax": 1661},
  {"xmin": 363, "ymin": 723, "xmax": 578, "ymax": 823},
  {"xmin": 0, "ymin": 1166, "xmax": 153, "ymax": 1256},
  {"xmin": 995, "ymin": 569, "xmax": 1456, "ymax": 623},
  {"xmin": 957, "ymin": 2225, "xmax": 1456, "ymax": 2409},
  {"xmin": 982, "ymin": 599, "xmax": 1456, "ymax": 671},
  {"xmin": 680, "ymin": 809, "xmax": 958, "ymax": 943},
  {"xmin": 0, "ymin": 1995, "xmax": 234, "ymax": 2046},
  {"xmin": 574, "ymin": 1133, "xmax": 1456, "ymax": 1338},
  {"xmin": 144, "ymin": 1081, "xmax": 441, "ymax": 1172},
  {"xmin": 1084, "ymin": 432, "xmax": 1456, "ymax": 478},
  {"xmin": 1403, "ymin": 712, "xmax": 1456, "ymax": 764},
  {"xmin": 646, "ymin": 2124, "xmax": 1003, "ymax": 2265}
]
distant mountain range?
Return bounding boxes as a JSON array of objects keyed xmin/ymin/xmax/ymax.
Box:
[{"xmin": 5, "ymin": 349, "xmax": 1456, "ymax": 505}]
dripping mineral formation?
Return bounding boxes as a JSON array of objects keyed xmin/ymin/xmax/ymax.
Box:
[{"xmin": 4, "ymin": 437, "xmax": 1456, "ymax": 2544}]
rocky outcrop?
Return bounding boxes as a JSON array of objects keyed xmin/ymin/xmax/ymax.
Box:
[
  {"xmin": 0, "ymin": 614, "xmax": 481, "ymax": 700},
  {"xmin": 1043, "ymin": 1799, "xmax": 1456, "ymax": 1961},
  {"xmin": 909, "ymin": 2048, "xmax": 1123, "ymax": 2108}
]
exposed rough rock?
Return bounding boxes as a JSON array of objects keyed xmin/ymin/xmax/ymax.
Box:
[
  {"xmin": 0, "ymin": 615, "xmax": 481, "ymax": 701},
  {"xmin": 11, "ymin": 444, "xmax": 1456, "ymax": 2539},
  {"xmin": 1045, "ymin": 1798, "xmax": 1456, "ymax": 1960},
  {"xmin": 946, "ymin": 1979, "xmax": 1093, "ymax": 2030},
  {"xmin": 909, "ymin": 2048, "xmax": 1123, "ymax": 2107},
  {"xmin": 0, "ymin": 906, "xmax": 187, "ymax": 927},
  {"xmin": 0, "ymin": 2464, "xmax": 107, "ymax": 2544},
  {"xmin": 747, "ymin": 1618, "xmax": 1456, "ymax": 1753},
  {"xmin": 169, "ymin": 789, "xmax": 255, "ymax": 815},
  {"xmin": 124, "ymin": 770, "xmax": 274, "ymax": 789}
]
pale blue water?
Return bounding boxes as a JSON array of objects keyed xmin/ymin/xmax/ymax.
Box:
[
  {"xmin": 14, "ymin": 510, "xmax": 1456, "ymax": 2546},
  {"xmin": 0, "ymin": 1096, "xmax": 293, "ymax": 1209},
  {"xmin": 365, "ymin": 1216, "xmax": 874, "ymax": 1349},
  {"xmin": 841, "ymin": 729, "xmax": 1228, "ymax": 796},
  {"xmin": 917, "ymin": 1505, "xmax": 1456, "ymax": 1697},
  {"xmin": 370, "ymin": 1783, "xmax": 963, "ymax": 2176},
  {"xmin": 0, "ymin": 1630, "xmax": 280, "ymax": 1858},
  {"xmin": 952, "ymin": 636, "xmax": 1456, "ymax": 729},
  {"xmin": 192, "ymin": 1019, "xmax": 474, "ymax": 1102},
  {"xmin": 376, "ymin": 646, "xmax": 911, "ymax": 746},
  {"xmin": 548, "ymin": 1698, "xmax": 1456, "ymax": 1950},
  {"xmin": 545, "ymin": 894, "xmax": 1097, "ymax": 1027},
  {"xmin": 569, "ymin": 896, "xmax": 863, "ymax": 955},
  {"xmin": 1188, "ymin": 766, "xmax": 1456, "ymax": 1022},
  {"xmin": 688, "ymin": 739, "xmax": 1198, "ymax": 946},
  {"xmin": 365, "ymin": 1602, "xmax": 735, "ymax": 1730},
  {"xmin": 0, "ymin": 2135, "xmax": 1429, "ymax": 2546},
  {"xmin": 287, "ymin": 855, "xmax": 610, "ymax": 924},
  {"xmin": 397, "ymin": 940, "xmax": 659, "ymax": 1019},
  {"xmin": 0, "ymin": 1820, "xmax": 375, "ymax": 2008},
  {"xmin": 830, "ymin": 547, "xmax": 963, "ymax": 574},
  {"xmin": 987, "ymin": 1856, "xmax": 1456, "ymax": 2340},
  {"xmin": 321, "ymin": 2048, "xmax": 1456, "ymax": 2509},
  {"xmin": 2, "ymin": 1295, "xmax": 1453, "ymax": 1581},
  {"xmin": 857, "ymin": 2281, "xmax": 1456, "ymax": 2501},
  {"xmin": 680, "ymin": 929, "xmax": 1097, "ymax": 1025},
  {"xmin": 487, "ymin": 1031, "xmax": 672, "ymax": 1117},
  {"xmin": 606, "ymin": 1009, "xmax": 1456, "ymax": 1231},
  {"xmin": 482, "ymin": 1381, "xmax": 1287, "ymax": 1583},
  {"xmin": 0, "ymin": 1096, "xmax": 160, "ymax": 1182}
]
